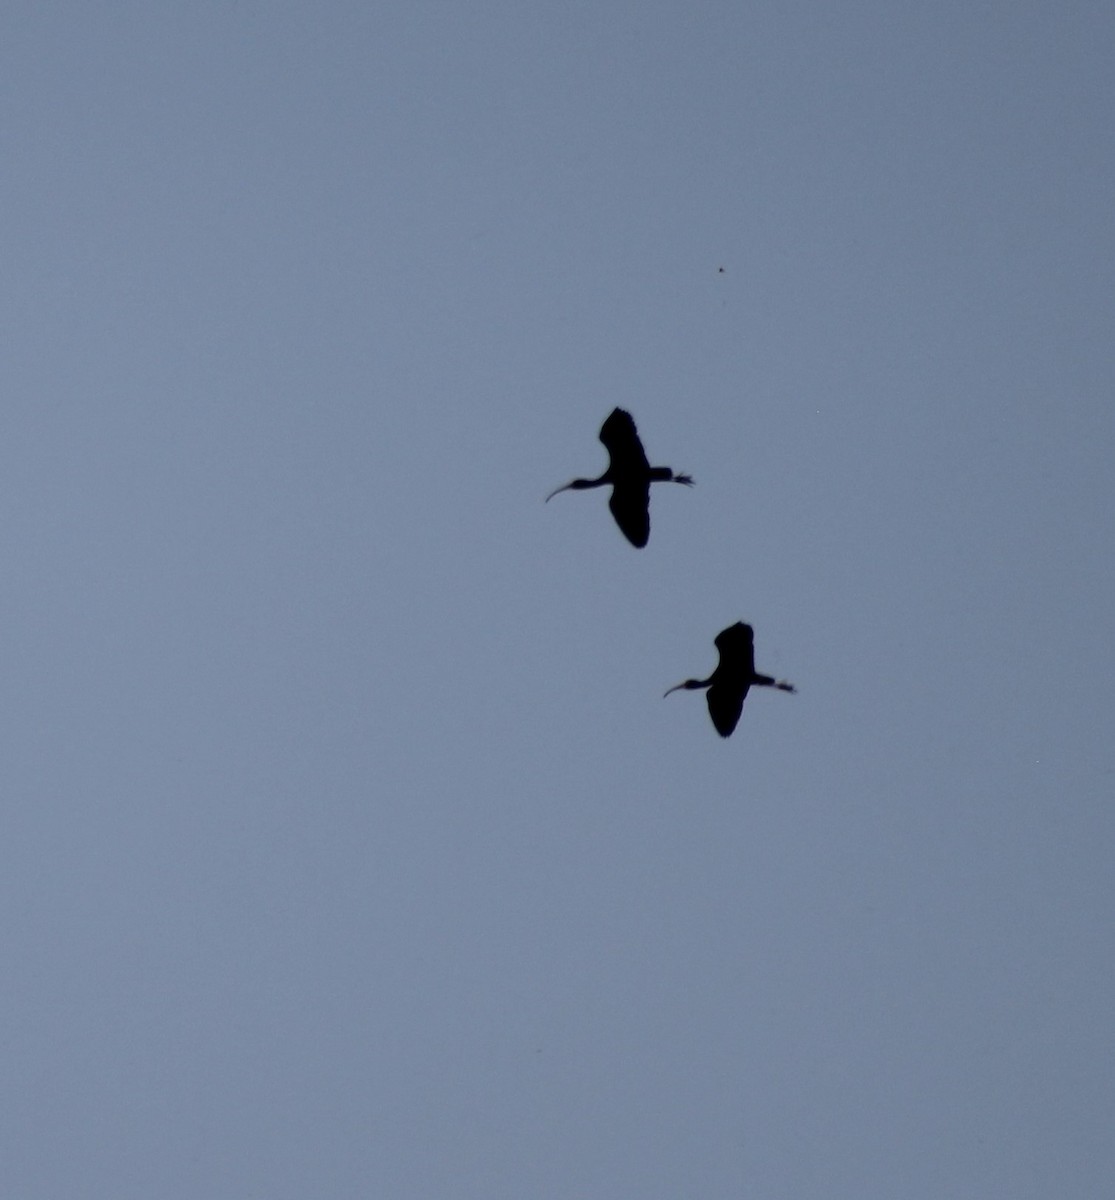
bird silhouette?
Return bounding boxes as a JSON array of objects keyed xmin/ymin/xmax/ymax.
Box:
[
  {"xmin": 665, "ymin": 622, "xmax": 796, "ymax": 737},
  {"xmin": 546, "ymin": 408, "xmax": 694, "ymax": 548}
]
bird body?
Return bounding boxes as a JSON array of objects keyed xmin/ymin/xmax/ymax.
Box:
[
  {"xmin": 546, "ymin": 408, "xmax": 693, "ymax": 547},
  {"xmin": 665, "ymin": 622, "xmax": 795, "ymax": 737}
]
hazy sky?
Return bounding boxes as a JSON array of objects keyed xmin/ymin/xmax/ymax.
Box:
[{"xmin": 2, "ymin": 3, "xmax": 1113, "ymax": 1196}]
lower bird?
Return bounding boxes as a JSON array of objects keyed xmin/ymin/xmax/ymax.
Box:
[
  {"xmin": 546, "ymin": 408, "xmax": 693, "ymax": 548},
  {"xmin": 665, "ymin": 622, "xmax": 796, "ymax": 737}
]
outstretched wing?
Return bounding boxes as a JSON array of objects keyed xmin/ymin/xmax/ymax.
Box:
[
  {"xmin": 706, "ymin": 680, "xmax": 748, "ymax": 737},
  {"xmin": 714, "ymin": 622, "xmax": 756, "ymax": 679},
  {"xmin": 599, "ymin": 408, "xmax": 650, "ymax": 474},
  {"xmin": 609, "ymin": 480, "xmax": 651, "ymax": 548}
]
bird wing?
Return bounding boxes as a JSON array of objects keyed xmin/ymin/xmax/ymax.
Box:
[
  {"xmin": 608, "ymin": 480, "xmax": 650, "ymax": 548},
  {"xmin": 706, "ymin": 680, "xmax": 748, "ymax": 737},
  {"xmin": 714, "ymin": 622, "xmax": 756, "ymax": 679},
  {"xmin": 599, "ymin": 408, "xmax": 650, "ymax": 473}
]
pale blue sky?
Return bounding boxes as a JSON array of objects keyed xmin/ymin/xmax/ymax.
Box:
[{"xmin": 1, "ymin": 2, "xmax": 1112, "ymax": 1196}]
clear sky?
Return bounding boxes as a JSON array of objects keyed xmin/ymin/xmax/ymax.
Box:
[{"xmin": 2, "ymin": 2, "xmax": 1112, "ymax": 1196}]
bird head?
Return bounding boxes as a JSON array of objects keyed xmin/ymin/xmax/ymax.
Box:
[
  {"xmin": 545, "ymin": 478, "xmax": 594, "ymax": 502},
  {"xmin": 663, "ymin": 679, "xmax": 708, "ymax": 698}
]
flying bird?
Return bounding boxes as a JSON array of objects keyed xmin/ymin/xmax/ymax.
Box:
[
  {"xmin": 546, "ymin": 408, "xmax": 694, "ymax": 548},
  {"xmin": 665, "ymin": 622, "xmax": 796, "ymax": 737}
]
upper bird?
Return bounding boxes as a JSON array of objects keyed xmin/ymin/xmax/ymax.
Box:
[
  {"xmin": 546, "ymin": 408, "xmax": 694, "ymax": 548},
  {"xmin": 665, "ymin": 622, "xmax": 796, "ymax": 737}
]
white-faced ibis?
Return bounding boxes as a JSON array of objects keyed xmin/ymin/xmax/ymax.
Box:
[
  {"xmin": 546, "ymin": 408, "xmax": 693, "ymax": 548},
  {"xmin": 665, "ymin": 622, "xmax": 796, "ymax": 737}
]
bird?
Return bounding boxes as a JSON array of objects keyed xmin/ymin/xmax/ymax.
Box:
[
  {"xmin": 545, "ymin": 408, "xmax": 694, "ymax": 548},
  {"xmin": 664, "ymin": 622, "xmax": 796, "ymax": 737}
]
